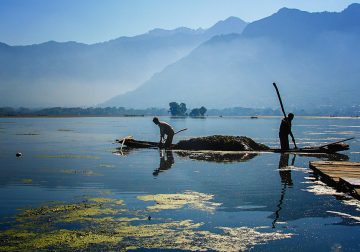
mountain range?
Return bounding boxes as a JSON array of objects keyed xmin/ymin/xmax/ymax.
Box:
[
  {"xmin": 1, "ymin": 4, "xmax": 360, "ymax": 110},
  {"xmin": 0, "ymin": 17, "xmax": 247, "ymax": 107},
  {"xmin": 103, "ymin": 3, "xmax": 360, "ymax": 110}
]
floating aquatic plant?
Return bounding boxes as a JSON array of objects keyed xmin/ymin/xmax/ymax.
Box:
[
  {"xmin": 20, "ymin": 179, "xmax": 33, "ymax": 184},
  {"xmin": 0, "ymin": 192, "xmax": 293, "ymax": 251},
  {"xmin": 99, "ymin": 164, "xmax": 115, "ymax": 168},
  {"xmin": 137, "ymin": 191, "xmax": 222, "ymax": 213}
]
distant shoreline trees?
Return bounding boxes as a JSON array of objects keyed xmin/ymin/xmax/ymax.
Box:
[
  {"xmin": 189, "ymin": 106, "xmax": 207, "ymax": 117},
  {"xmin": 0, "ymin": 105, "xmax": 359, "ymax": 117},
  {"xmin": 168, "ymin": 102, "xmax": 207, "ymax": 117},
  {"xmin": 168, "ymin": 102, "xmax": 188, "ymax": 116}
]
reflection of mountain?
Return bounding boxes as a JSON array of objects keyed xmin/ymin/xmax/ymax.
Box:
[
  {"xmin": 0, "ymin": 17, "xmax": 247, "ymax": 107},
  {"xmin": 111, "ymin": 4, "xmax": 360, "ymax": 109}
]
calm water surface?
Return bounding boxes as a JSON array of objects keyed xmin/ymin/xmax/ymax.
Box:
[{"xmin": 0, "ymin": 116, "xmax": 360, "ymax": 251}]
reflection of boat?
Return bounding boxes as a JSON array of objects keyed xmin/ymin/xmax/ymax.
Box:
[
  {"xmin": 116, "ymin": 136, "xmax": 350, "ymax": 154},
  {"xmin": 176, "ymin": 150, "xmax": 258, "ymax": 163}
]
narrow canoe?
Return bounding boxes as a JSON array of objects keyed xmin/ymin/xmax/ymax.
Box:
[
  {"xmin": 269, "ymin": 144, "xmax": 349, "ymax": 154},
  {"xmin": 117, "ymin": 138, "xmax": 349, "ymax": 154}
]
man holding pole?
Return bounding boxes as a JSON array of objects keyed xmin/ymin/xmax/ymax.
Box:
[{"xmin": 279, "ymin": 113, "xmax": 297, "ymax": 150}]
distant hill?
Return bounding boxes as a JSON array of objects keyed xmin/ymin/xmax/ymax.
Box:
[
  {"xmin": 0, "ymin": 17, "xmax": 247, "ymax": 107},
  {"xmin": 104, "ymin": 4, "xmax": 360, "ymax": 110}
]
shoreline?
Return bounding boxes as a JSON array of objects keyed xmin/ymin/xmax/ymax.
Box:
[{"xmin": 0, "ymin": 115, "xmax": 359, "ymax": 119}]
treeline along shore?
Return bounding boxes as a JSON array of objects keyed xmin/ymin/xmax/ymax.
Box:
[{"xmin": 0, "ymin": 106, "xmax": 359, "ymax": 117}]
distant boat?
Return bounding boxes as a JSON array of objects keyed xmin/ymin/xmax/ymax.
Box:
[
  {"xmin": 124, "ymin": 114, "xmax": 144, "ymax": 117},
  {"xmin": 250, "ymin": 116, "xmax": 258, "ymax": 119}
]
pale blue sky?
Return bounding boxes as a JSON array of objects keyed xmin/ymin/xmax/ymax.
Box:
[{"xmin": 1, "ymin": 0, "xmax": 359, "ymax": 45}]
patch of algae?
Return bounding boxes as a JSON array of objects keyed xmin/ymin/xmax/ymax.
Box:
[
  {"xmin": 20, "ymin": 178, "xmax": 33, "ymax": 184},
  {"xmin": 99, "ymin": 164, "xmax": 115, "ymax": 168},
  {"xmin": 137, "ymin": 190, "xmax": 222, "ymax": 212},
  {"xmin": 27, "ymin": 229, "xmax": 121, "ymax": 249},
  {"xmin": 15, "ymin": 198, "xmax": 125, "ymax": 227},
  {"xmin": 129, "ymin": 225, "xmax": 293, "ymax": 252},
  {"xmin": 0, "ymin": 192, "xmax": 293, "ymax": 251},
  {"xmin": 88, "ymin": 197, "xmax": 124, "ymax": 205}
]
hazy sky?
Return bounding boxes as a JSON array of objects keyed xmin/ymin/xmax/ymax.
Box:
[{"xmin": 1, "ymin": 0, "xmax": 360, "ymax": 45}]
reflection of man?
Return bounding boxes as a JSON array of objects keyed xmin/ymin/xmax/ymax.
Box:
[
  {"xmin": 153, "ymin": 150, "xmax": 174, "ymax": 176},
  {"xmin": 273, "ymin": 153, "xmax": 295, "ymax": 228},
  {"xmin": 279, "ymin": 113, "xmax": 297, "ymax": 150},
  {"xmin": 153, "ymin": 117, "xmax": 174, "ymax": 148},
  {"xmin": 278, "ymin": 153, "xmax": 293, "ymax": 186}
]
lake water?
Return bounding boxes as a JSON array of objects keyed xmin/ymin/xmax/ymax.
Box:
[{"xmin": 0, "ymin": 116, "xmax": 360, "ymax": 251}]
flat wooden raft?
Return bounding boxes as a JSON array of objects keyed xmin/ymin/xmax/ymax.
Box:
[{"xmin": 309, "ymin": 161, "xmax": 360, "ymax": 198}]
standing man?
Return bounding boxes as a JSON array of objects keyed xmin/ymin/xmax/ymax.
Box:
[
  {"xmin": 153, "ymin": 117, "xmax": 175, "ymax": 148},
  {"xmin": 279, "ymin": 113, "xmax": 297, "ymax": 150}
]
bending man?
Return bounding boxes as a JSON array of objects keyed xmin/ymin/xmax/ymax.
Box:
[
  {"xmin": 279, "ymin": 113, "xmax": 297, "ymax": 150},
  {"xmin": 153, "ymin": 117, "xmax": 175, "ymax": 148}
]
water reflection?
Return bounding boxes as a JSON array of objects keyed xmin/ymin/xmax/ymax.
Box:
[
  {"xmin": 153, "ymin": 150, "xmax": 174, "ymax": 176},
  {"xmin": 296, "ymin": 152, "xmax": 349, "ymax": 161},
  {"xmin": 175, "ymin": 150, "xmax": 258, "ymax": 163},
  {"xmin": 114, "ymin": 147, "xmax": 133, "ymax": 156},
  {"xmin": 270, "ymin": 152, "xmax": 350, "ymax": 229},
  {"xmin": 278, "ymin": 154, "xmax": 295, "ymax": 186},
  {"xmin": 117, "ymin": 147, "xmax": 348, "ymax": 164},
  {"xmin": 272, "ymin": 154, "xmax": 295, "ymax": 228}
]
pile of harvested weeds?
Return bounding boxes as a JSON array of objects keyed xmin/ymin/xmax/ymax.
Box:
[{"xmin": 174, "ymin": 135, "xmax": 270, "ymax": 151}]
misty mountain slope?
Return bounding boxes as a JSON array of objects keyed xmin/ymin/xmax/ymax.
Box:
[
  {"xmin": 0, "ymin": 17, "xmax": 247, "ymax": 107},
  {"xmin": 105, "ymin": 4, "xmax": 360, "ymax": 109},
  {"xmin": 243, "ymin": 3, "xmax": 360, "ymax": 44}
]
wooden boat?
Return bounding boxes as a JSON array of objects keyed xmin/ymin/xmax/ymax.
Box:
[
  {"xmin": 116, "ymin": 136, "xmax": 351, "ymax": 154},
  {"xmin": 269, "ymin": 143, "xmax": 349, "ymax": 154},
  {"xmin": 116, "ymin": 138, "xmax": 162, "ymax": 149}
]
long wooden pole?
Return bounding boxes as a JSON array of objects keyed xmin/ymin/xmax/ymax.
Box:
[
  {"xmin": 273, "ymin": 82, "xmax": 287, "ymax": 118},
  {"xmin": 174, "ymin": 128, "xmax": 188, "ymax": 135}
]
